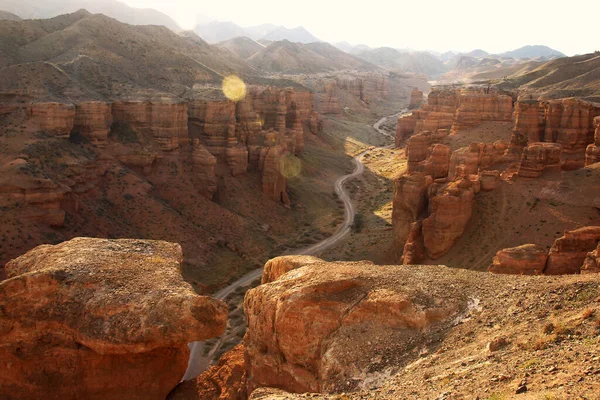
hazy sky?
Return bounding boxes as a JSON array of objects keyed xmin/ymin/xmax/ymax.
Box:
[{"xmin": 123, "ymin": 0, "xmax": 598, "ymax": 56}]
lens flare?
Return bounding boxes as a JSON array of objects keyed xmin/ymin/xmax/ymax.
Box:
[
  {"xmin": 280, "ymin": 154, "xmax": 302, "ymax": 179},
  {"xmin": 222, "ymin": 75, "xmax": 247, "ymax": 102}
]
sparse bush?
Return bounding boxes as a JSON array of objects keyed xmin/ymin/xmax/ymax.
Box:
[{"xmin": 352, "ymin": 213, "xmax": 364, "ymax": 233}]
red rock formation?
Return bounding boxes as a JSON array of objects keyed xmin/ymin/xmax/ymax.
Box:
[
  {"xmin": 314, "ymin": 81, "xmax": 342, "ymax": 115},
  {"xmin": 422, "ymin": 178, "xmax": 476, "ymax": 259},
  {"xmin": 414, "ymin": 89, "xmax": 459, "ymax": 133},
  {"xmin": 168, "ymin": 345, "xmax": 247, "ymax": 400},
  {"xmin": 451, "ymin": 92, "xmax": 512, "ymax": 133},
  {"xmin": 581, "ymin": 243, "xmax": 600, "ymax": 274},
  {"xmin": 112, "ymin": 100, "xmax": 187, "ymax": 152},
  {"xmin": 396, "ymin": 112, "xmax": 420, "ymax": 147},
  {"xmin": 188, "ymin": 99, "xmax": 237, "ymax": 160},
  {"xmin": 392, "ymin": 173, "xmax": 433, "ymax": 256},
  {"xmin": 448, "ymin": 143, "xmax": 482, "ymax": 181},
  {"xmin": 479, "ymin": 170, "xmax": 500, "ymax": 191},
  {"xmin": 517, "ymin": 142, "xmax": 562, "ymax": 178},
  {"xmin": 27, "ymin": 102, "xmax": 75, "ymax": 138},
  {"xmin": 513, "ymin": 100, "xmax": 545, "ymax": 142},
  {"xmin": 0, "ymin": 238, "xmax": 227, "ymax": 400},
  {"xmin": 401, "ymin": 221, "xmax": 425, "ymax": 264},
  {"xmin": 544, "ymin": 98, "xmax": 600, "ymax": 170},
  {"xmin": 585, "ymin": 116, "xmax": 600, "ymax": 166},
  {"xmin": 479, "ymin": 141, "xmax": 509, "ymax": 169},
  {"xmin": 262, "ymin": 255, "xmax": 323, "ymax": 284},
  {"xmin": 418, "ymin": 143, "xmax": 451, "ymax": 178},
  {"xmin": 73, "ymin": 101, "xmax": 112, "ymax": 146},
  {"xmin": 260, "ymin": 142, "xmax": 290, "ymax": 205},
  {"xmin": 512, "ymin": 99, "xmax": 600, "ymax": 169},
  {"xmin": 244, "ymin": 262, "xmax": 463, "ymax": 394},
  {"xmin": 488, "ymin": 244, "xmax": 548, "ymax": 275},
  {"xmin": 0, "ymin": 159, "xmax": 71, "ymax": 226},
  {"xmin": 408, "ymin": 87, "xmax": 423, "ymax": 109},
  {"xmin": 406, "ymin": 131, "xmax": 433, "ymax": 173},
  {"xmin": 191, "ymin": 139, "xmax": 218, "ymax": 198},
  {"xmin": 545, "ymin": 226, "xmax": 600, "ymax": 275}
]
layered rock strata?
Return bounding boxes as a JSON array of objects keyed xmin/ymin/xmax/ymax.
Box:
[
  {"xmin": 0, "ymin": 238, "xmax": 227, "ymax": 400},
  {"xmin": 517, "ymin": 142, "xmax": 562, "ymax": 178}
]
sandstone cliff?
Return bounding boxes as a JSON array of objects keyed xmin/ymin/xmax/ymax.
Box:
[
  {"xmin": 512, "ymin": 98, "xmax": 600, "ymax": 170},
  {"xmin": 0, "ymin": 238, "xmax": 227, "ymax": 400}
]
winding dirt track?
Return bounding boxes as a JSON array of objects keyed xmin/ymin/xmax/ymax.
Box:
[{"xmin": 183, "ymin": 111, "xmax": 406, "ymax": 380}]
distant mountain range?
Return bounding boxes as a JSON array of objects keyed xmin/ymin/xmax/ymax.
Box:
[
  {"xmin": 194, "ymin": 21, "xmax": 321, "ymax": 44},
  {"xmin": 0, "ymin": 0, "xmax": 180, "ymax": 30},
  {"xmin": 0, "ymin": 0, "xmax": 570, "ymax": 80}
]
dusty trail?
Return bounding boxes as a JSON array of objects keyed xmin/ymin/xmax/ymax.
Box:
[{"xmin": 182, "ymin": 110, "xmax": 407, "ymax": 380}]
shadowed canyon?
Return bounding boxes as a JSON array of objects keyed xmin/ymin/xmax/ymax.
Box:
[{"xmin": 1, "ymin": 2, "xmax": 600, "ymax": 399}]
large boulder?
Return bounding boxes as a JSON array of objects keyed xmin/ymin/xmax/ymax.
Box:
[
  {"xmin": 0, "ymin": 238, "xmax": 227, "ymax": 400},
  {"xmin": 244, "ymin": 262, "xmax": 466, "ymax": 394},
  {"xmin": 488, "ymin": 244, "xmax": 548, "ymax": 275},
  {"xmin": 262, "ymin": 255, "xmax": 324, "ymax": 284}
]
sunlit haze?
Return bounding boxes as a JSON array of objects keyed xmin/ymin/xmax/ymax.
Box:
[{"xmin": 123, "ymin": 0, "xmax": 598, "ymax": 56}]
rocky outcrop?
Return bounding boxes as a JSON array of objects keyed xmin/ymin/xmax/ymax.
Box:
[
  {"xmin": 396, "ymin": 112, "xmax": 419, "ymax": 146},
  {"xmin": 479, "ymin": 170, "xmax": 500, "ymax": 191},
  {"xmin": 414, "ymin": 89, "xmax": 459, "ymax": 133},
  {"xmin": 581, "ymin": 243, "xmax": 600, "ymax": 274},
  {"xmin": 545, "ymin": 226, "xmax": 600, "ymax": 275},
  {"xmin": 72, "ymin": 102, "xmax": 112, "ymax": 146},
  {"xmin": 313, "ymin": 81, "xmax": 342, "ymax": 115},
  {"xmin": 517, "ymin": 142, "xmax": 562, "ymax": 178},
  {"xmin": 512, "ymin": 98, "xmax": 600, "ymax": 169},
  {"xmin": 545, "ymin": 98, "xmax": 600, "ymax": 170},
  {"xmin": 401, "ymin": 221, "xmax": 425, "ymax": 264},
  {"xmin": 168, "ymin": 345, "xmax": 247, "ymax": 400},
  {"xmin": 0, "ymin": 159, "xmax": 71, "ymax": 226},
  {"xmin": 392, "ymin": 173, "xmax": 433, "ymax": 255},
  {"xmin": 27, "ymin": 102, "xmax": 75, "ymax": 138},
  {"xmin": 417, "ymin": 143, "xmax": 451, "ymax": 179},
  {"xmin": 448, "ymin": 143, "xmax": 482, "ymax": 181},
  {"xmin": 262, "ymin": 255, "xmax": 323, "ymax": 284},
  {"xmin": 451, "ymin": 92, "xmax": 512, "ymax": 133},
  {"xmin": 513, "ymin": 100, "xmax": 545, "ymax": 142},
  {"xmin": 406, "ymin": 131, "xmax": 433, "ymax": 173},
  {"xmin": 191, "ymin": 140, "xmax": 218, "ymax": 198},
  {"xmin": 244, "ymin": 262, "xmax": 464, "ymax": 394},
  {"xmin": 260, "ymin": 142, "xmax": 290, "ymax": 205},
  {"xmin": 488, "ymin": 244, "xmax": 548, "ymax": 275},
  {"xmin": 0, "ymin": 238, "xmax": 227, "ymax": 400},
  {"xmin": 585, "ymin": 116, "xmax": 600, "ymax": 166},
  {"xmin": 422, "ymin": 178, "xmax": 476, "ymax": 259},
  {"xmin": 408, "ymin": 87, "xmax": 423, "ymax": 109},
  {"xmin": 112, "ymin": 100, "xmax": 187, "ymax": 152}
]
